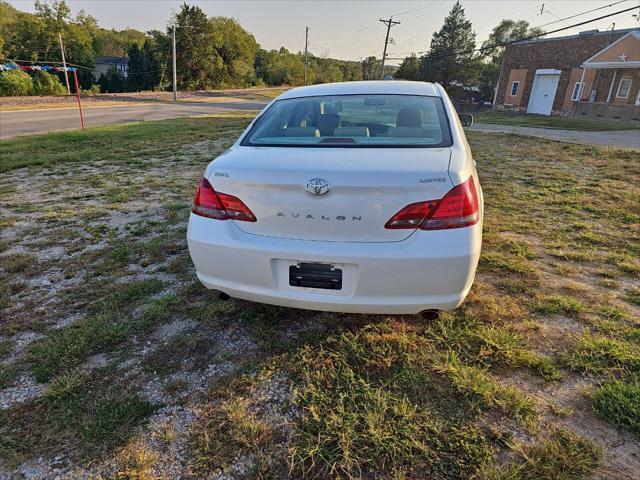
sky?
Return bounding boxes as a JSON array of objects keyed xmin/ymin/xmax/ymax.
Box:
[{"xmin": 7, "ymin": 0, "xmax": 640, "ymax": 64}]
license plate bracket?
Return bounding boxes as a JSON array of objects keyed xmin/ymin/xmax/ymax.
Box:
[{"xmin": 289, "ymin": 262, "xmax": 342, "ymax": 290}]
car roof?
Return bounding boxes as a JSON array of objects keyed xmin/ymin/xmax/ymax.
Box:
[{"xmin": 278, "ymin": 80, "xmax": 441, "ymax": 100}]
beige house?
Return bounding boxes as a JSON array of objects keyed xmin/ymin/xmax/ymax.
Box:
[{"xmin": 571, "ymin": 30, "xmax": 640, "ymax": 119}]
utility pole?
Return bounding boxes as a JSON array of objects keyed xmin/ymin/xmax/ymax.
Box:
[
  {"xmin": 379, "ymin": 18, "xmax": 400, "ymax": 80},
  {"xmin": 172, "ymin": 25, "xmax": 177, "ymax": 102},
  {"xmin": 58, "ymin": 32, "xmax": 71, "ymax": 95},
  {"xmin": 304, "ymin": 26, "xmax": 309, "ymax": 85}
]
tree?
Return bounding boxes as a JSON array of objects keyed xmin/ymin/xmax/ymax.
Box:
[
  {"xmin": 339, "ymin": 61, "xmax": 362, "ymax": 82},
  {"xmin": 209, "ymin": 16, "xmax": 259, "ymax": 87},
  {"xmin": 172, "ymin": 4, "xmax": 215, "ymax": 90},
  {"xmin": 361, "ymin": 56, "xmax": 380, "ymax": 80},
  {"xmin": 395, "ymin": 54, "xmax": 420, "ymax": 80},
  {"xmin": 31, "ymin": 69, "xmax": 66, "ymax": 94},
  {"xmin": 313, "ymin": 56, "xmax": 344, "ymax": 84},
  {"xmin": 0, "ymin": 69, "xmax": 33, "ymax": 96},
  {"xmin": 418, "ymin": 1, "xmax": 481, "ymax": 92},
  {"xmin": 127, "ymin": 40, "xmax": 161, "ymax": 91},
  {"xmin": 478, "ymin": 61, "xmax": 501, "ymax": 102},
  {"xmin": 97, "ymin": 66, "xmax": 126, "ymax": 93},
  {"xmin": 2, "ymin": 1, "xmax": 97, "ymax": 88},
  {"xmin": 477, "ymin": 20, "xmax": 544, "ymax": 102},
  {"xmin": 255, "ymin": 48, "xmax": 304, "ymax": 85},
  {"xmin": 481, "ymin": 19, "xmax": 544, "ymax": 64}
]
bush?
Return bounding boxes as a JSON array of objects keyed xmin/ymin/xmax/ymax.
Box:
[
  {"xmin": 80, "ymin": 84, "xmax": 101, "ymax": 95},
  {"xmin": 0, "ymin": 69, "xmax": 33, "ymax": 96},
  {"xmin": 31, "ymin": 70, "xmax": 67, "ymax": 96}
]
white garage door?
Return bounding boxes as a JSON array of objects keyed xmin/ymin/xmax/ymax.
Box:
[{"xmin": 527, "ymin": 69, "xmax": 561, "ymax": 115}]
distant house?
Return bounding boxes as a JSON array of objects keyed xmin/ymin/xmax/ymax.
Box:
[
  {"xmin": 494, "ymin": 28, "xmax": 640, "ymax": 119},
  {"xmin": 93, "ymin": 56, "xmax": 128, "ymax": 79}
]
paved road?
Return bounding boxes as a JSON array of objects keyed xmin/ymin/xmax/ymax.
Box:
[
  {"xmin": 468, "ymin": 123, "xmax": 640, "ymax": 149},
  {"xmin": 0, "ymin": 100, "xmax": 267, "ymax": 139}
]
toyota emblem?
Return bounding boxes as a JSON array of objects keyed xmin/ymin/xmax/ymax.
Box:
[{"xmin": 305, "ymin": 178, "xmax": 331, "ymax": 196}]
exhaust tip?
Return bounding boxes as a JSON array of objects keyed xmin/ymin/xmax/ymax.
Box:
[
  {"xmin": 419, "ymin": 309, "xmax": 440, "ymax": 321},
  {"xmin": 218, "ymin": 292, "xmax": 230, "ymax": 301}
]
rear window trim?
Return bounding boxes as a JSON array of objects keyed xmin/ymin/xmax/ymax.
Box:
[{"xmin": 240, "ymin": 93, "xmax": 453, "ymax": 149}]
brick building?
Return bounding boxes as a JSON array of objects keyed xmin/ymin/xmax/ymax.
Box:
[{"xmin": 494, "ymin": 28, "xmax": 640, "ymax": 120}]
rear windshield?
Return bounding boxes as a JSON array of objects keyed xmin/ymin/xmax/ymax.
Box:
[{"xmin": 241, "ymin": 94, "xmax": 452, "ymax": 148}]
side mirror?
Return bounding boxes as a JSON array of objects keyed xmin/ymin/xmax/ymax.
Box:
[{"xmin": 459, "ymin": 113, "xmax": 473, "ymax": 127}]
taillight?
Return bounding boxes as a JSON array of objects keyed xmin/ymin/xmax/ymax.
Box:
[
  {"xmin": 191, "ymin": 177, "xmax": 256, "ymax": 222},
  {"xmin": 385, "ymin": 177, "xmax": 479, "ymax": 230}
]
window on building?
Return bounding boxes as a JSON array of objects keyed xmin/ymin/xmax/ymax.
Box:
[
  {"xmin": 510, "ymin": 81, "xmax": 520, "ymax": 96},
  {"xmin": 571, "ymin": 82, "xmax": 583, "ymax": 101},
  {"xmin": 616, "ymin": 78, "xmax": 632, "ymax": 98}
]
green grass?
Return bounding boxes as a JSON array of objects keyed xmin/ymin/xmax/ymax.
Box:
[
  {"xmin": 485, "ymin": 427, "xmax": 601, "ymax": 480},
  {"xmin": 594, "ymin": 380, "xmax": 640, "ymax": 437},
  {"xmin": 534, "ymin": 294, "xmax": 585, "ymax": 316},
  {"xmin": 28, "ymin": 280, "xmax": 170, "ymax": 382},
  {"xmin": 567, "ymin": 333, "xmax": 640, "ymax": 374},
  {"xmin": 188, "ymin": 378, "xmax": 279, "ymax": 475},
  {"xmin": 474, "ymin": 111, "xmax": 640, "ymax": 131},
  {"xmin": 0, "ymin": 364, "xmax": 18, "ymax": 390},
  {"xmin": 432, "ymin": 351, "xmax": 537, "ymax": 422},
  {"xmin": 0, "ymin": 114, "xmax": 253, "ymax": 172},
  {"xmin": 0, "ymin": 369, "xmax": 155, "ymax": 464},
  {"xmin": 0, "ymin": 253, "xmax": 36, "ymax": 274},
  {"xmin": 289, "ymin": 324, "xmax": 495, "ymax": 478},
  {"xmin": 0, "ymin": 119, "xmax": 638, "ymax": 476}
]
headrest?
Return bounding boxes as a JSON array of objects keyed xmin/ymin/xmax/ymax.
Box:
[
  {"xmin": 333, "ymin": 127, "xmax": 370, "ymax": 137},
  {"xmin": 317, "ymin": 113, "xmax": 340, "ymax": 136},
  {"xmin": 386, "ymin": 126, "xmax": 425, "ymax": 137},
  {"xmin": 283, "ymin": 127, "xmax": 320, "ymax": 137},
  {"xmin": 396, "ymin": 108, "xmax": 422, "ymax": 128}
]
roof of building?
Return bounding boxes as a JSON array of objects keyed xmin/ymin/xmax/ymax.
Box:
[
  {"xmin": 279, "ymin": 80, "xmax": 441, "ymax": 100},
  {"xmin": 513, "ymin": 27, "xmax": 639, "ymax": 46},
  {"xmin": 95, "ymin": 56, "xmax": 128, "ymax": 65},
  {"xmin": 582, "ymin": 30, "xmax": 640, "ymax": 69}
]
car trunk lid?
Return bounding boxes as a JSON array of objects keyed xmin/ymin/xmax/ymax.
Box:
[{"xmin": 207, "ymin": 146, "xmax": 453, "ymax": 242}]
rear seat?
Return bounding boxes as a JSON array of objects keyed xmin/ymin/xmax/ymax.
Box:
[
  {"xmin": 333, "ymin": 127, "xmax": 370, "ymax": 137},
  {"xmin": 283, "ymin": 127, "xmax": 320, "ymax": 137},
  {"xmin": 386, "ymin": 126, "xmax": 424, "ymax": 137},
  {"xmin": 385, "ymin": 107, "xmax": 441, "ymax": 139}
]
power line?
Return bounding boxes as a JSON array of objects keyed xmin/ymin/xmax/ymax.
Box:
[
  {"xmin": 431, "ymin": 5, "xmax": 639, "ymax": 63},
  {"xmin": 542, "ymin": 8, "xmax": 572, "ymax": 28},
  {"xmin": 1, "ymin": 57, "xmax": 165, "ymax": 76},
  {"xmin": 125, "ymin": 68, "xmax": 166, "ymax": 75},
  {"xmin": 534, "ymin": 0, "xmax": 629, "ymax": 29},
  {"xmin": 483, "ymin": 5, "xmax": 637, "ymax": 50},
  {"xmin": 0, "ymin": 58, "xmax": 93, "ymax": 70},
  {"xmin": 402, "ymin": 1, "xmax": 463, "ymax": 25},
  {"xmin": 390, "ymin": 0, "xmax": 443, "ymax": 19},
  {"xmin": 157, "ymin": 49, "xmax": 171, "ymax": 91},
  {"xmin": 390, "ymin": 3, "xmax": 637, "ymax": 60}
]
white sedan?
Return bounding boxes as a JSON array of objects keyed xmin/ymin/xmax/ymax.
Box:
[{"xmin": 187, "ymin": 80, "xmax": 483, "ymax": 315}]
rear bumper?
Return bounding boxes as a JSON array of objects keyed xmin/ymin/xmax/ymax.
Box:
[{"xmin": 187, "ymin": 214, "xmax": 482, "ymax": 314}]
